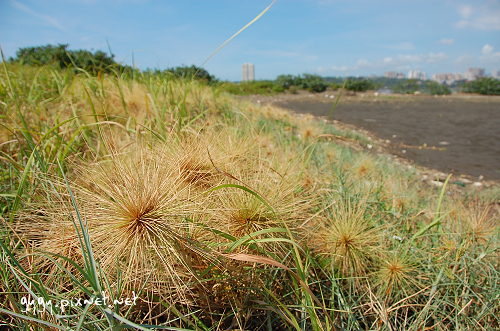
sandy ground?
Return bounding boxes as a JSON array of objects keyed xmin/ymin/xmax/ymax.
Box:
[{"xmin": 238, "ymin": 90, "xmax": 500, "ymax": 182}]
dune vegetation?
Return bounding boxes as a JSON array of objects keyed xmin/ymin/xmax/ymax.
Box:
[{"xmin": 1, "ymin": 51, "xmax": 499, "ymax": 331}]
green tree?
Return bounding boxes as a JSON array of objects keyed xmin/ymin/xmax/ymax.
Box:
[
  {"xmin": 276, "ymin": 73, "xmax": 327, "ymax": 92},
  {"xmin": 344, "ymin": 78, "xmax": 374, "ymax": 92},
  {"xmin": 462, "ymin": 77, "xmax": 500, "ymax": 95},
  {"xmin": 301, "ymin": 73, "xmax": 327, "ymax": 92},
  {"xmin": 275, "ymin": 74, "xmax": 301, "ymax": 89},
  {"xmin": 425, "ymin": 81, "xmax": 451, "ymax": 95},
  {"xmin": 393, "ymin": 79, "xmax": 421, "ymax": 94},
  {"xmin": 165, "ymin": 65, "xmax": 217, "ymax": 83},
  {"xmin": 12, "ymin": 44, "xmax": 121, "ymax": 75}
]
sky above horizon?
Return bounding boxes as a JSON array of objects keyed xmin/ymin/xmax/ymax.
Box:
[{"xmin": 1, "ymin": 0, "xmax": 499, "ymax": 81}]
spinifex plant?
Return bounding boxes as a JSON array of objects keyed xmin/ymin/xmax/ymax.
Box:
[
  {"xmin": 307, "ymin": 195, "xmax": 381, "ymax": 278},
  {"xmin": 21, "ymin": 138, "xmax": 219, "ymax": 302},
  {"xmin": 2, "ymin": 1, "xmax": 500, "ymax": 328}
]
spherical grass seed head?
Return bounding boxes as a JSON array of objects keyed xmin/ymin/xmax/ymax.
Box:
[
  {"xmin": 160, "ymin": 130, "xmax": 249, "ymax": 191},
  {"xmin": 372, "ymin": 250, "xmax": 421, "ymax": 300},
  {"xmin": 310, "ymin": 197, "xmax": 381, "ymax": 277},
  {"xmin": 24, "ymin": 139, "xmax": 218, "ymax": 301},
  {"xmin": 212, "ymin": 157, "xmax": 311, "ymax": 256}
]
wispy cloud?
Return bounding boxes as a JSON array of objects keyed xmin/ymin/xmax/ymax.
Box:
[
  {"xmin": 458, "ymin": 5, "xmax": 473, "ymax": 19},
  {"xmin": 319, "ymin": 52, "xmax": 449, "ymax": 73},
  {"xmin": 246, "ymin": 49, "xmax": 318, "ymax": 61},
  {"xmin": 427, "ymin": 52, "xmax": 449, "ymax": 63},
  {"xmin": 453, "ymin": 54, "xmax": 474, "ymax": 67},
  {"xmin": 455, "ymin": 3, "xmax": 500, "ymax": 30},
  {"xmin": 380, "ymin": 42, "xmax": 415, "ymax": 51},
  {"xmin": 11, "ymin": 0, "xmax": 64, "ymax": 30},
  {"xmin": 437, "ymin": 38, "xmax": 455, "ymax": 45}
]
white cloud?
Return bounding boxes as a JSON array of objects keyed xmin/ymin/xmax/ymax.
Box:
[
  {"xmin": 482, "ymin": 44, "xmax": 494, "ymax": 55},
  {"xmin": 458, "ymin": 5, "xmax": 473, "ymax": 19},
  {"xmin": 455, "ymin": 3, "xmax": 500, "ymax": 30},
  {"xmin": 356, "ymin": 59, "xmax": 369, "ymax": 66},
  {"xmin": 454, "ymin": 54, "xmax": 474, "ymax": 66},
  {"xmin": 320, "ymin": 52, "xmax": 449, "ymax": 73},
  {"xmin": 479, "ymin": 44, "xmax": 500, "ymax": 63},
  {"xmin": 330, "ymin": 66, "xmax": 350, "ymax": 72},
  {"xmin": 246, "ymin": 50, "xmax": 318, "ymax": 61},
  {"xmin": 381, "ymin": 42, "xmax": 416, "ymax": 51},
  {"xmin": 438, "ymin": 38, "xmax": 455, "ymax": 45},
  {"xmin": 427, "ymin": 52, "xmax": 449, "ymax": 63},
  {"xmin": 11, "ymin": 0, "xmax": 64, "ymax": 30}
]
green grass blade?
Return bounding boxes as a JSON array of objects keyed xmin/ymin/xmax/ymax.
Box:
[
  {"xmin": 0, "ymin": 308, "xmax": 66, "ymax": 330},
  {"xmin": 9, "ymin": 150, "xmax": 35, "ymax": 222}
]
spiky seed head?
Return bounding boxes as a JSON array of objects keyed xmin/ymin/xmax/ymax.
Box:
[
  {"xmin": 212, "ymin": 158, "xmax": 311, "ymax": 256},
  {"xmin": 372, "ymin": 250, "xmax": 421, "ymax": 300},
  {"xmin": 309, "ymin": 197, "xmax": 381, "ymax": 277},
  {"xmin": 23, "ymin": 140, "xmax": 218, "ymax": 301}
]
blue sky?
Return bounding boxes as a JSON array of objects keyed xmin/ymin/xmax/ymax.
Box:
[{"xmin": 1, "ymin": 0, "xmax": 499, "ymax": 81}]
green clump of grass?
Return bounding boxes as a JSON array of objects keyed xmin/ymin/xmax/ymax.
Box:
[{"xmin": 221, "ymin": 80, "xmax": 281, "ymax": 95}]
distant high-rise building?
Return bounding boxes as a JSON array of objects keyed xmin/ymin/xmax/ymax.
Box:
[
  {"xmin": 465, "ymin": 67, "xmax": 485, "ymax": 81},
  {"xmin": 491, "ymin": 70, "xmax": 500, "ymax": 79},
  {"xmin": 452, "ymin": 72, "xmax": 464, "ymax": 80},
  {"xmin": 384, "ymin": 71, "xmax": 398, "ymax": 78},
  {"xmin": 408, "ymin": 70, "xmax": 421, "ymax": 79},
  {"xmin": 242, "ymin": 63, "xmax": 255, "ymax": 81},
  {"xmin": 408, "ymin": 70, "xmax": 427, "ymax": 80},
  {"xmin": 436, "ymin": 73, "xmax": 448, "ymax": 80}
]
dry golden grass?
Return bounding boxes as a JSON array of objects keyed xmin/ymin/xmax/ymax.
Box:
[{"xmin": 4, "ymin": 64, "xmax": 499, "ymax": 328}]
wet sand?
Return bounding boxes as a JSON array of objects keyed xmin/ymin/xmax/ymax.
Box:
[{"xmin": 274, "ymin": 96, "xmax": 500, "ymax": 180}]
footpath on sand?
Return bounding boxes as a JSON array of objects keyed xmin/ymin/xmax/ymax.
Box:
[{"xmin": 239, "ymin": 91, "xmax": 500, "ymax": 188}]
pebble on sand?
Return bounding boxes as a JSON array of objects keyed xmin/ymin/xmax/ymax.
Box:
[{"xmin": 431, "ymin": 180, "xmax": 444, "ymax": 187}]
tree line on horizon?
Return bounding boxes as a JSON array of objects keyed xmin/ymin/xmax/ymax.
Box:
[
  {"xmin": 7, "ymin": 44, "xmax": 217, "ymax": 83},
  {"xmin": 7, "ymin": 44, "xmax": 499, "ymax": 95}
]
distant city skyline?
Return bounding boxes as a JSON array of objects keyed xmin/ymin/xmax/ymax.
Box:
[
  {"xmin": 381, "ymin": 67, "xmax": 495, "ymax": 85},
  {"xmin": 1, "ymin": 1, "xmax": 499, "ymax": 81}
]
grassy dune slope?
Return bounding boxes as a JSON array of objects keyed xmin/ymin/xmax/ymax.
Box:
[{"xmin": 1, "ymin": 64, "xmax": 499, "ymax": 330}]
